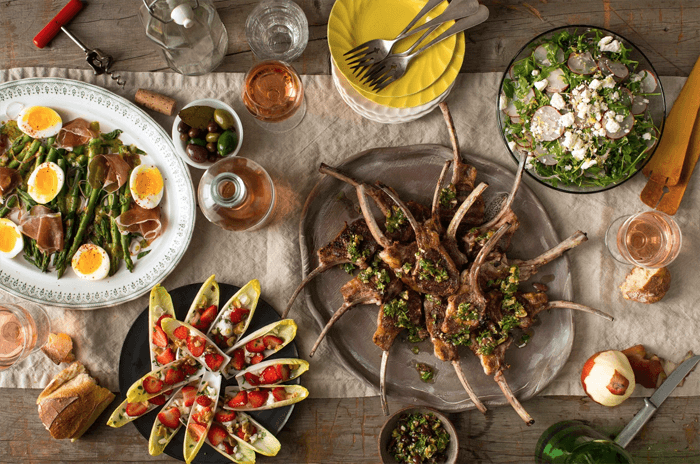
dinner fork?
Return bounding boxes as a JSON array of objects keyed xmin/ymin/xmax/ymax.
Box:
[
  {"xmin": 363, "ymin": 5, "xmax": 489, "ymax": 91},
  {"xmin": 345, "ymin": 0, "xmax": 479, "ymax": 77}
]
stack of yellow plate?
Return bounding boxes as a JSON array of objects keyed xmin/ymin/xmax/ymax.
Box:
[{"xmin": 328, "ymin": 0, "xmax": 465, "ymax": 123}]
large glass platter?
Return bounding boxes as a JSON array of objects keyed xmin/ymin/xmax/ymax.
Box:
[
  {"xmin": 0, "ymin": 78, "xmax": 195, "ymax": 309},
  {"xmin": 299, "ymin": 144, "xmax": 574, "ymax": 412}
]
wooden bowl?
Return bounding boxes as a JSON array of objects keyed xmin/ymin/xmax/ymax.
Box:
[{"xmin": 378, "ymin": 406, "xmax": 459, "ymax": 464}]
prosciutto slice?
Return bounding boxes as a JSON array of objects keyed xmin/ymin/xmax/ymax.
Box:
[
  {"xmin": 0, "ymin": 167, "xmax": 21, "ymax": 196},
  {"xmin": 56, "ymin": 119, "xmax": 97, "ymax": 149},
  {"xmin": 87, "ymin": 154, "xmax": 130, "ymax": 193},
  {"xmin": 19, "ymin": 205, "xmax": 64, "ymax": 253},
  {"xmin": 116, "ymin": 204, "xmax": 163, "ymax": 244}
]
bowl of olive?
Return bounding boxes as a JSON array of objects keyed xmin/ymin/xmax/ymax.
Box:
[{"xmin": 171, "ymin": 98, "xmax": 243, "ymax": 169}]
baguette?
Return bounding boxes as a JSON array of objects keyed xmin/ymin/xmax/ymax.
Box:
[
  {"xmin": 37, "ymin": 361, "xmax": 115, "ymax": 440},
  {"xmin": 41, "ymin": 333, "xmax": 75, "ymax": 365},
  {"xmin": 620, "ymin": 266, "xmax": 671, "ymax": 304}
]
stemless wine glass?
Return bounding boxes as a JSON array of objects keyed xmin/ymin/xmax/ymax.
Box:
[
  {"xmin": 242, "ymin": 60, "xmax": 306, "ymax": 133},
  {"xmin": 0, "ymin": 301, "xmax": 51, "ymax": 370},
  {"xmin": 245, "ymin": 0, "xmax": 309, "ymax": 62},
  {"xmin": 535, "ymin": 421, "xmax": 634, "ymax": 464},
  {"xmin": 604, "ymin": 211, "xmax": 682, "ymax": 268},
  {"xmin": 198, "ymin": 156, "xmax": 276, "ymax": 231}
]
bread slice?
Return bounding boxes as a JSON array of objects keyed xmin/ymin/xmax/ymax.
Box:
[
  {"xmin": 37, "ymin": 361, "xmax": 115, "ymax": 440},
  {"xmin": 620, "ymin": 266, "xmax": 671, "ymax": 304},
  {"xmin": 41, "ymin": 333, "xmax": 75, "ymax": 365}
]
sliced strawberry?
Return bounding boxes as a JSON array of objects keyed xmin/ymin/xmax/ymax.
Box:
[
  {"xmin": 196, "ymin": 395, "xmax": 213, "ymax": 407},
  {"xmin": 247, "ymin": 389, "xmax": 269, "ymax": 408},
  {"xmin": 200, "ymin": 305, "xmax": 218, "ymax": 326},
  {"xmin": 191, "ymin": 407, "xmax": 211, "ymax": 425},
  {"xmin": 188, "ymin": 422, "xmax": 207, "ymax": 441},
  {"xmin": 158, "ymin": 406, "xmax": 181, "ymax": 429},
  {"xmin": 276, "ymin": 363, "xmax": 291, "ymax": 381},
  {"xmin": 164, "ymin": 367, "xmax": 185, "ymax": 385},
  {"xmin": 223, "ymin": 441, "xmax": 234, "ymax": 455},
  {"xmin": 125, "ymin": 401, "xmax": 148, "ymax": 417},
  {"xmin": 182, "ymin": 362, "xmax": 199, "ymax": 376},
  {"xmin": 235, "ymin": 428, "xmax": 247, "ymax": 441},
  {"xmin": 190, "ymin": 311, "xmax": 205, "ymax": 331},
  {"xmin": 187, "ymin": 335, "xmax": 206, "ymax": 357},
  {"xmin": 148, "ymin": 394, "xmax": 167, "ymax": 406},
  {"xmin": 245, "ymin": 338, "xmax": 265, "ymax": 353},
  {"xmin": 208, "ymin": 424, "xmax": 228, "ymax": 446},
  {"xmin": 262, "ymin": 335, "xmax": 284, "ymax": 350},
  {"xmin": 182, "ymin": 386, "xmax": 197, "ymax": 407},
  {"xmin": 152, "ymin": 325, "xmax": 168, "ymax": 348},
  {"xmin": 173, "ymin": 325, "xmax": 189, "ymax": 340},
  {"xmin": 227, "ymin": 391, "xmax": 247, "ymax": 408},
  {"xmin": 244, "ymin": 372, "xmax": 260, "ymax": 386},
  {"xmin": 250, "ymin": 353, "xmax": 264, "ymax": 364},
  {"xmin": 261, "ymin": 366, "xmax": 281, "ymax": 384},
  {"xmin": 204, "ymin": 353, "xmax": 224, "ymax": 371},
  {"xmin": 155, "ymin": 346, "xmax": 175, "ymax": 365},
  {"xmin": 156, "ymin": 314, "xmax": 173, "ymax": 329},
  {"xmin": 215, "ymin": 409, "xmax": 236, "ymax": 423},
  {"xmin": 143, "ymin": 376, "xmax": 163, "ymax": 394},
  {"xmin": 229, "ymin": 307, "xmax": 250, "ymax": 325},
  {"xmin": 230, "ymin": 349, "xmax": 246, "ymax": 371},
  {"xmin": 272, "ymin": 387, "xmax": 287, "ymax": 401}
]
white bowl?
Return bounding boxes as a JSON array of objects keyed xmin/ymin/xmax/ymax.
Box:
[
  {"xmin": 331, "ymin": 62, "xmax": 454, "ymax": 124},
  {"xmin": 171, "ymin": 98, "xmax": 243, "ymax": 170}
]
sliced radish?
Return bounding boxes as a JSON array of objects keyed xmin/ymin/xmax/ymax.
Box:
[
  {"xmin": 531, "ymin": 106, "xmax": 564, "ymax": 141},
  {"xmin": 510, "ymin": 115, "xmax": 522, "ymax": 124},
  {"xmin": 533, "ymin": 144, "xmax": 557, "ymax": 165},
  {"xmin": 515, "ymin": 131, "xmax": 534, "ymax": 149},
  {"xmin": 605, "ymin": 114, "xmax": 634, "ymax": 139},
  {"xmin": 639, "ymin": 70, "xmax": 658, "ymax": 93},
  {"xmin": 597, "ymin": 57, "xmax": 614, "ymax": 76},
  {"xmin": 503, "ymin": 99, "xmax": 518, "ymax": 117},
  {"xmin": 545, "ymin": 68, "xmax": 569, "ymax": 93},
  {"xmin": 645, "ymin": 127, "xmax": 659, "ymax": 149},
  {"xmin": 567, "ymin": 51, "xmax": 597, "ymax": 75},
  {"xmin": 533, "ymin": 45, "xmax": 565, "ymax": 67},
  {"xmin": 630, "ymin": 95, "xmax": 647, "ymax": 115},
  {"xmin": 618, "ymin": 88, "xmax": 633, "ymax": 108},
  {"xmin": 521, "ymin": 88, "xmax": 536, "ymax": 105},
  {"xmin": 607, "ymin": 61, "xmax": 629, "ymax": 81}
]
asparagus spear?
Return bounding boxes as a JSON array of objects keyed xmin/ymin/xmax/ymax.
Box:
[
  {"xmin": 0, "ymin": 196, "xmax": 18, "ymax": 218},
  {"xmin": 53, "ymin": 168, "xmax": 83, "ymax": 272},
  {"xmin": 108, "ymin": 191, "xmax": 121, "ymax": 276},
  {"xmin": 119, "ymin": 184, "xmax": 134, "ymax": 272},
  {"xmin": 7, "ymin": 139, "xmax": 40, "ymax": 170}
]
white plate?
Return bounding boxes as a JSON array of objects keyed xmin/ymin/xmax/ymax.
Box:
[{"xmin": 0, "ymin": 78, "xmax": 196, "ymax": 309}]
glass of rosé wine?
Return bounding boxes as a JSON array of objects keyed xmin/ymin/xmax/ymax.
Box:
[
  {"xmin": 0, "ymin": 301, "xmax": 51, "ymax": 370},
  {"xmin": 604, "ymin": 211, "xmax": 682, "ymax": 268}
]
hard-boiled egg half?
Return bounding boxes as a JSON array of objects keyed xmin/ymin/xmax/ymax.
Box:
[
  {"xmin": 16, "ymin": 106, "xmax": 63, "ymax": 139},
  {"xmin": 27, "ymin": 162, "xmax": 64, "ymax": 204},
  {"xmin": 71, "ymin": 243, "xmax": 110, "ymax": 281},
  {"xmin": 0, "ymin": 218, "xmax": 23, "ymax": 258},
  {"xmin": 130, "ymin": 164, "xmax": 164, "ymax": 209}
]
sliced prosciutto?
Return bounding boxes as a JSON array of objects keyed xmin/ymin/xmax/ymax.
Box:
[
  {"xmin": 56, "ymin": 119, "xmax": 97, "ymax": 149},
  {"xmin": 19, "ymin": 205, "xmax": 64, "ymax": 253},
  {"xmin": 94, "ymin": 154, "xmax": 131, "ymax": 193},
  {"xmin": 116, "ymin": 204, "xmax": 163, "ymax": 244},
  {"xmin": 0, "ymin": 167, "xmax": 21, "ymax": 196}
]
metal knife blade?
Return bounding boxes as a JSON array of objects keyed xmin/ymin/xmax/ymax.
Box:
[{"xmin": 615, "ymin": 354, "xmax": 700, "ymax": 448}]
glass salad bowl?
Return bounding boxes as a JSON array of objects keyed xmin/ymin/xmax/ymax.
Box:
[{"xmin": 497, "ymin": 25, "xmax": 666, "ymax": 193}]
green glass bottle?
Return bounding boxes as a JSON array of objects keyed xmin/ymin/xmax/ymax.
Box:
[{"xmin": 535, "ymin": 420, "xmax": 634, "ymax": 464}]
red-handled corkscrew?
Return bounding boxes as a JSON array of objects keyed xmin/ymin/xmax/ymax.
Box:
[{"xmin": 33, "ymin": 0, "xmax": 126, "ymax": 87}]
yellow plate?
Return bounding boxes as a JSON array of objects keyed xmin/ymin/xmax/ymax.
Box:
[
  {"xmin": 329, "ymin": 0, "xmax": 456, "ymax": 99},
  {"xmin": 331, "ymin": 31, "xmax": 464, "ymax": 109}
]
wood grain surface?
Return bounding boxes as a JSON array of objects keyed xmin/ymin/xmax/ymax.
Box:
[
  {"xmin": 0, "ymin": 0, "xmax": 698, "ymax": 76},
  {"xmin": 2, "ymin": 0, "xmax": 700, "ymax": 463},
  {"xmin": 2, "ymin": 389, "xmax": 699, "ymax": 463}
]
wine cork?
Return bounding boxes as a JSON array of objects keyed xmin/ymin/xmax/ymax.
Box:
[{"xmin": 135, "ymin": 89, "xmax": 177, "ymax": 116}]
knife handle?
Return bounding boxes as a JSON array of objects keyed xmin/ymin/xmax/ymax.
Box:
[{"xmin": 614, "ymin": 398, "xmax": 657, "ymax": 449}]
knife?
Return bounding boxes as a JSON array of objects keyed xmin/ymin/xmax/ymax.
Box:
[{"xmin": 614, "ymin": 355, "xmax": 700, "ymax": 448}]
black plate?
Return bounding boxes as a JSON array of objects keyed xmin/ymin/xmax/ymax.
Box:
[{"xmin": 118, "ymin": 283, "xmax": 299, "ymax": 463}]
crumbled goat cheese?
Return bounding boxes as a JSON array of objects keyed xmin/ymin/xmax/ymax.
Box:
[
  {"xmin": 581, "ymin": 159, "xmax": 597, "ymax": 170},
  {"xmin": 605, "ymin": 117, "xmax": 621, "ymax": 133},
  {"xmin": 598, "ymin": 36, "xmax": 622, "ymax": 53},
  {"xmin": 534, "ymin": 79, "xmax": 548, "ymax": 91},
  {"xmin": 643, "ymin": 132, "xmax": 652, "ymax": 140},
  {"xmin": 550, "ymin": 92, "xmax": 566, "ymax": 110},
  {"xmin": 560, "ymin": 112, "xmax": 575, "ymax": 128},
  {"xmin": 532, "ymin": 70, "xmax": 540, "ymax": 76},
  {"xmin": 589, "ymin": 79, "xmax": 602, "ymax": 90}
]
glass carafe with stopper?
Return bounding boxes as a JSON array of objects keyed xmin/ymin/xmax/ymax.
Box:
[
  {"xmin": 198, "ymin": 157, "xmax": 276, "ymax": 231},
  {"xmin": 139, "ymin": 0, "xmax": 228, "ymax": 76}
]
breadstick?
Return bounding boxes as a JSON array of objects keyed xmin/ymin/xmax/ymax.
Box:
[{"xmin": 135, "ymin": 89, "xmax": 176, "ymax": 115}]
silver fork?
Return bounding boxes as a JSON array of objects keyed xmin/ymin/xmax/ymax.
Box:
[
  {"xmin": 345, "ymin": 0, "xmax": 479, "ymax": 77},
  {"xmin": 363, "ymin": 4, "xmax": 489, "ymax": 91}
]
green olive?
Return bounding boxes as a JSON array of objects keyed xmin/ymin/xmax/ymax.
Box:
[
  {"xmin": 213, "ymin": 109, "xmax": 235, "ymax": 130},
  {"xmin": 205, "ymin": 132, "xmax": 220, "ymax": 143},
  {"xmin": 217, "ymin": 130, "xmax": 238, "ymax": 157}
]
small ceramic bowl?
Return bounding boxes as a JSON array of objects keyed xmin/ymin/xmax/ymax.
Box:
[
  {"xmin": 378, "ymin": 406, "xmax": 459, "ymax": 464},
  {"xmin": 171, "ymin": 98, "xmax": 243, "ymax": 170}
]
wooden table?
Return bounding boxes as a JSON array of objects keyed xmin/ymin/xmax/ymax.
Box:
[{"xmin": 1, "ymin": 1, "xmax": 699, "ymax": 463}]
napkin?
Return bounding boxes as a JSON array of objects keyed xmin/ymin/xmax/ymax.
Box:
[{"xmin": 1, "ymin": 67, "xmax": 697, "ymax": 403}]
